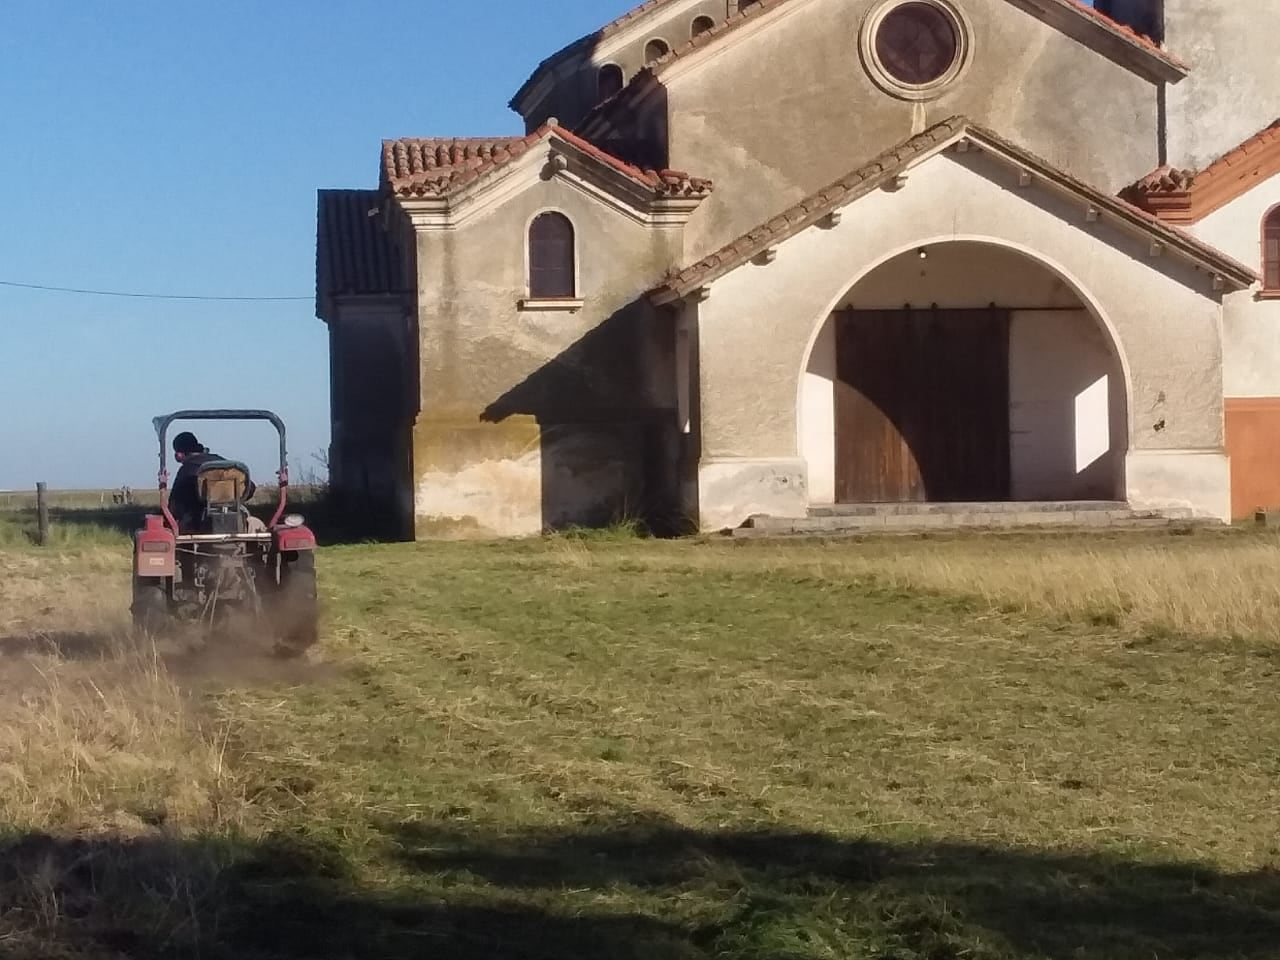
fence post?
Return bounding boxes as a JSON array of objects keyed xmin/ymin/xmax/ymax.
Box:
[{"xmin": 36, "ymin": 482, "xmax": 49, "ymax": 546}]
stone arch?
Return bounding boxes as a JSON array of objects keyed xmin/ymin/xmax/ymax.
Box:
[
  {"xmin": 795, "ymin": 237, "xmax": 1132, "ymax": 504},
  {"xmin": 644, "ymin": 38, "xmax": 671, "ymax": 63}
]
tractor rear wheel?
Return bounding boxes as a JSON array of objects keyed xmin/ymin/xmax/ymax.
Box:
[
  {"xmin": 131, "ymin": 579, "xmax": 172, "ymax": 636},
  {"xmin": 273, "ymin": 552, "xmax": 318, "ymax": 657}
]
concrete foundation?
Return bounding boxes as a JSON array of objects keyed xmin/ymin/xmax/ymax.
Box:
[{"xmin": 698, "ymin": 457, "xmax": 809, "ymax": 531}]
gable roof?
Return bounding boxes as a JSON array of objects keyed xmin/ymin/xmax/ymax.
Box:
[
  {"xmin": 575, "ymin": 0, "xmax": 1183, "ymax": 135},
  {"xmin": 1121, "ymin": 120, "xmax": 1280, "ymax": 224},
  {"xmin": 651, "ymin": 116, "xmax": 1256, "ymax": 305},
  {"xmin": 381, "ymin": 123, "xmax": 712, "ymax": 201},
  {"xmin": 315, "ymin": 189, "xmax": 409, "ymax": 318}
]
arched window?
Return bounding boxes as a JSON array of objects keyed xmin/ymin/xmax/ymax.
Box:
[
  {"xmin": 1265, "ymin": 207, "xmax": 1280, "ymax": 292},
  {"xmin": 597, "ymin": 63, "xmax": 624, "ymax": 103},
  {"xmin": 691, "ymin": 15, "xmax": 715, "ymax": 38},
  {"xmin": 528, "ymin": 212, "xmax": 576, "ymax": 299},
  {"xmin": 644, "ymin": 38, "xmax": 670, "ymax": 64}
]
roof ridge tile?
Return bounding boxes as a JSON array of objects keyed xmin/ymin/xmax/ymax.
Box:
[
  {"xmin": 381, "ymin": 125, "xmax": 713, "ymax": 201},
  {"xmin": 1122, "ymin": 119, "xmax": 1280, "ymax": 220}
]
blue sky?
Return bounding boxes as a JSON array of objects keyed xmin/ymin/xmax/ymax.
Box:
[{"xmin": 0, "ymin": 0, "xmax": 635, "ymax": 490}]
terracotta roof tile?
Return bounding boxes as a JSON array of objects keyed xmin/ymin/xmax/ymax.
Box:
[
  {"xmin": 1127, "ymin": 164, "xmax": 1197, "ymax": 194},
  {"xmin": 1122, "ymin": 120, "xmax": 1280, "ymax": 222},
  {"xmin": 381, "ymin": 124, "xmax": 712, "ymax": 201},
  {"xmin": 652, "ymin": 117, "xmax": 1255, "ymax": 303}
]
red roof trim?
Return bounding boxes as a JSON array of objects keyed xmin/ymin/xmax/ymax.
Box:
[
  {"xmin": 381, "ymin": 124, "xmax": 713, "ymax": 201},
  {"xmin": 1123, "ymin": 120, "xmax": 1280, "ymax": 224},
  {"xmin": 1061, "ymin": 0, "xmax": 1184, "ymax": 68}
]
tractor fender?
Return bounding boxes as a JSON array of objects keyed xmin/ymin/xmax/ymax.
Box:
[
  {"xmin": 273, "ymin": 525, "xmax": 317, "ymax": 553},
  {"xmin": 135, "ymin": 514, "xmax": 177, "ymax": 578}
]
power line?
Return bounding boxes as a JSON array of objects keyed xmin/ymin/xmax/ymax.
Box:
[{"xmin": 0, "ymin": 279, "xmax": 312, "ymax": 302}]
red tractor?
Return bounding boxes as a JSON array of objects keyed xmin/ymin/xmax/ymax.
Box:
[{"xmin": 131, "ymin": 410, "xmax": 319, "ymax": 656}]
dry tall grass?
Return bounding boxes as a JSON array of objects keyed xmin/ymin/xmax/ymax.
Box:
[
  {"xmin": 549, "ymin": 530, "xmax": 1280, "ymax": 642},
  {"xmin": 0, "ymin": 551, "xmax": 238, "ymax": 835}
]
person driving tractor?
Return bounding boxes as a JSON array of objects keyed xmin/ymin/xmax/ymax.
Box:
[{"xmin": 169, "ymin": 431, "xmax": 256, "ymax": 531}]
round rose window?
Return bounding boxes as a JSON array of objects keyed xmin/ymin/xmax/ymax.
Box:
[{"xmin": 874, "ymin": 1, "xmax": 960, "ymax": 86}]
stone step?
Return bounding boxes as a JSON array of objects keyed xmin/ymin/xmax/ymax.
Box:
[
  {"xmin": 808, "ymin": 500, "xmax": 1133, "ymax": 517},
  {"xmin": 736, "ymin": 505, "xmax": 1205, "ymax": 538}
]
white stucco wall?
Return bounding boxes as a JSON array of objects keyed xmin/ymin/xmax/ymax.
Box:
[
  {"xmin": 1190, "ymin": 173, "xmax": 1280, "ymax": 397},
  {"xmin": 800, "ymin": 320, "xmax": 836, "ymax": 505},
  {"xmin": 695, "ymin": 148, "xmax": 1231, "ymax": 530},
  {"xmin": 1008, "ymin": 310, "xmax": 1125, "ymax": 501}
]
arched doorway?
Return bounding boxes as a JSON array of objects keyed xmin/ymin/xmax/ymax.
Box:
[{"xmin": 800, "ymin": 241, "xmax": 1129, "ymax": 505}]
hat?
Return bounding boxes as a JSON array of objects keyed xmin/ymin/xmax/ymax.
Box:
[{"xmin": 173, "ymin": 431, "xmax": 203, "ymax": 455}]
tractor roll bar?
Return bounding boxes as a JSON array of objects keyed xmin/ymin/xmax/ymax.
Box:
[{"xmin": 153, "ymin": 409, "xmax": 292, "ymax": 532}]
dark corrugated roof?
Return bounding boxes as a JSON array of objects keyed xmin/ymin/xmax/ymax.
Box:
[{"xmin": 315, "ymin": 189, "xmax": 408, "ymax": 317}]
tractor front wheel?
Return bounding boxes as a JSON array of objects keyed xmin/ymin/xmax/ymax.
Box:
[
  {"xmin": 131, "ymin": 579, "xmax": 172, "ymax": 636},
  {"xmin": 273, "ymin": 552, "xmax": 318, "ymax": 658}
]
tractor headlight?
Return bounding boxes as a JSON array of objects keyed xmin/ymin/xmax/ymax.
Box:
[{"xmin": 283, "ymin": 514, "xmax": 305, "ymax": 528}]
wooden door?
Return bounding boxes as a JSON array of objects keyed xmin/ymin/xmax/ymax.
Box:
[{"xmin": 834, "ymin": 308, "xmax": 1011, "ymax": 503}]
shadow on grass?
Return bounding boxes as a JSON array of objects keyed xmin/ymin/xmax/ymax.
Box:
[{"xmin": 2, "ymin": 819, "xmax": 1278, "ymax": 959}]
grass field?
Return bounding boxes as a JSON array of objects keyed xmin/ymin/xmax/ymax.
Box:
[
  {"xmin": 1, "ymin": 523, "xmax": 1278, "ymax": 958},
  {"xmin": 0, "ymin": 486, "xmax": 328, "ymax": 549}
]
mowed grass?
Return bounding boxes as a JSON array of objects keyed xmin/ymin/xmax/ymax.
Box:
[{"xmin": 1, "ymin": 529, "xmax": 1278, "ymax": 958}]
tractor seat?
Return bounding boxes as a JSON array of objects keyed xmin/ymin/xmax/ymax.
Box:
[{"xmin": 196, "ymin": 459, "xmax": 254, "ymax": 506}]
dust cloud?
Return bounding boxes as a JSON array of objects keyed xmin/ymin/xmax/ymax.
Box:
[{"xmin": 0, "ymin": 622, "xmax": 336, "ymax": 698}]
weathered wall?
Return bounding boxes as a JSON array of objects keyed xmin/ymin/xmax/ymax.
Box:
[
  {"xmin": 1189, "ymin": 175, "xmax": 1280, "ymax": 518},
  {"xmin": 664, "ymin": 0, "xmax": 1160, "ymax": 260},
  {"xmin": 328, "ymin": 301, "xmax": 417, "ymax": 539},
  {"xmin": 694, "ymin": 150, "xmax": 1229, "ymax": 529},
  {"xmin": 1190, "ymin": 175, "xmax": 1280, "ymax": 397},
  {"xmin": 411, "ymin": 164, "xmax": 685, "ymax": 538},
  {"xmin": 1163, "ymin": 0, "xmax": 1280, "ymax": 171},
  {"xmin": 521, "ymin": 0, "xmax": 727, "ymax": 132},
  {"xmin": 800, "ymin": 245, "xmax": 1124, "ymax": 505}
]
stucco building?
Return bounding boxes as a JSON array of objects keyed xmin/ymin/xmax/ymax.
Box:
[{"xmin": 316, "ymin": 0, "xmax": 1280, "ymax": 538}]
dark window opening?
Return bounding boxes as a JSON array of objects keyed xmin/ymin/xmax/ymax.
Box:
[
  {"xmin": 644, "ymin": 38, "xmax": 670, "ymax": 64},
  {"xmin": 875, "ymin": 2, "xmax": 959, "ymax": 86},
  {"xmin": 1265, "ymin": 208, "xmax": 1280, "ymax": 291},
  {"xmin": 1094, "ymin": 0, "xmax": 1163, "ymax": 42},
  {"xmin": 691, "ymin": 16, "xmax": 715, "ymax": 38},
  {"xmin": 597, "ymin": 64, "xmax": 624, "ymax": 102},
  {"xmin": 529, "ymin": 212, "xmax": 576, "ymax": 299}
]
